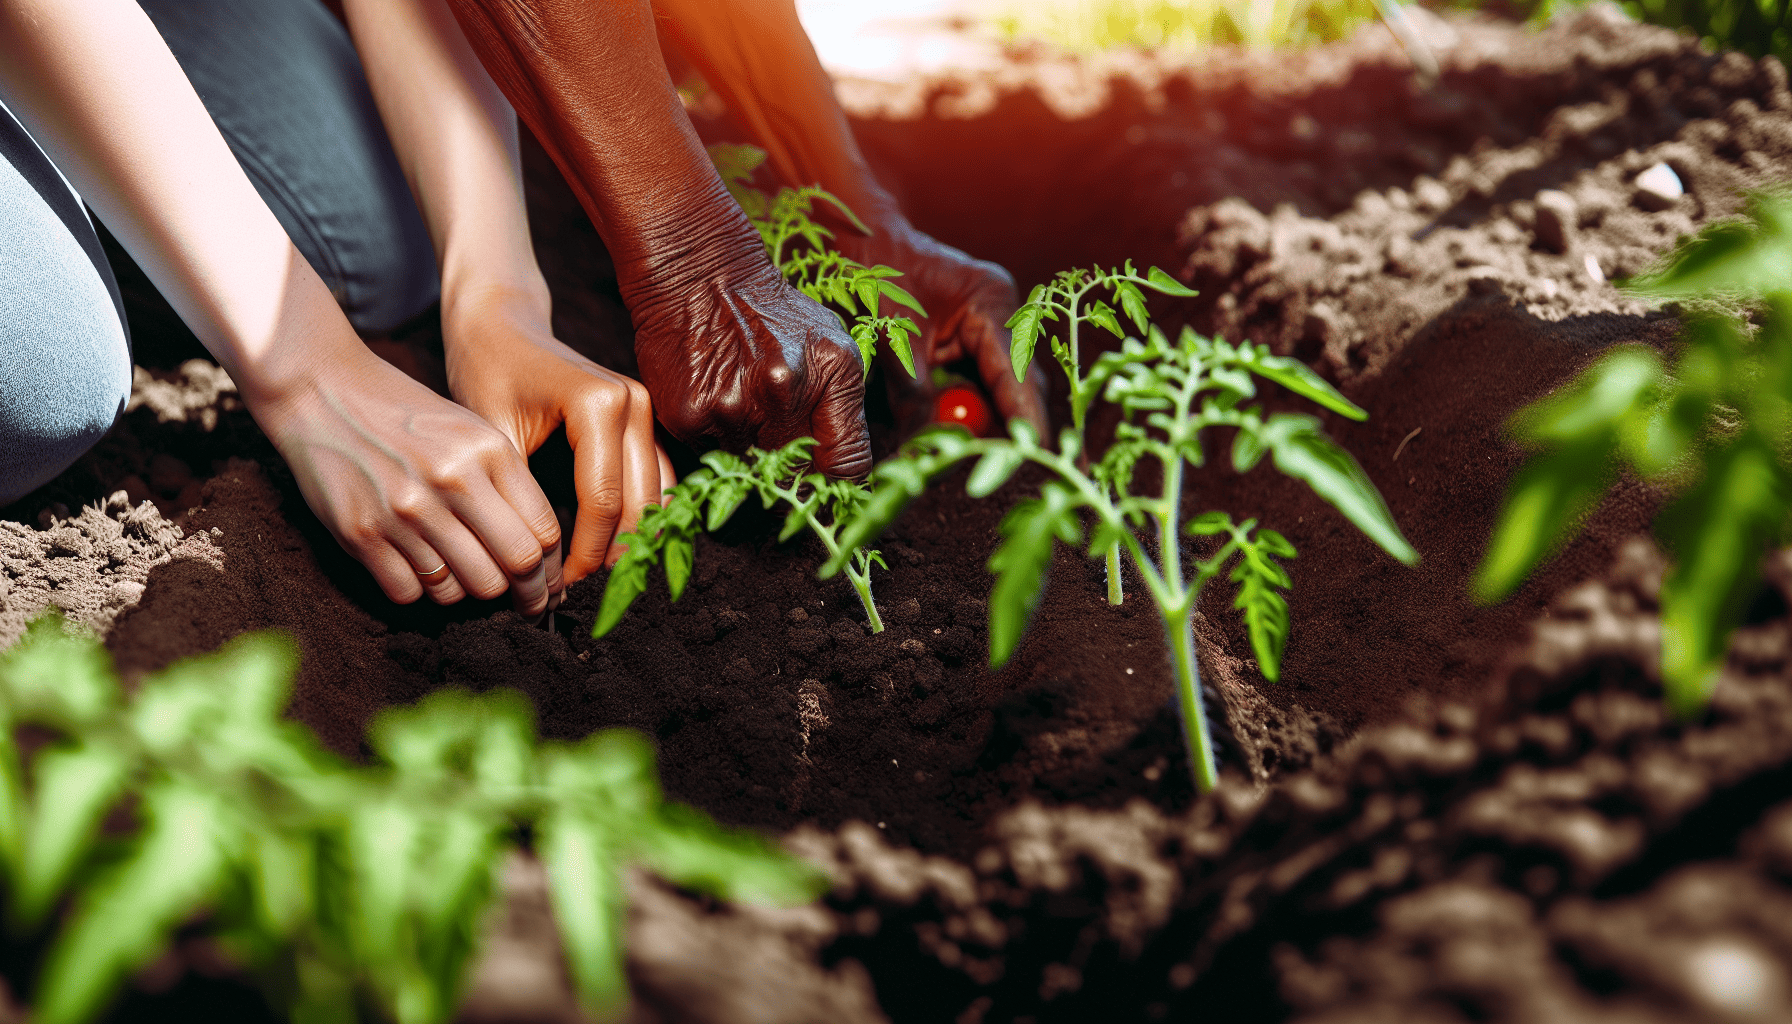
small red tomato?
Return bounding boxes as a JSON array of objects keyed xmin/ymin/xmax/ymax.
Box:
[{"xmin": 934, "ymin": 385, "xmax": 993, "ymax": 436}]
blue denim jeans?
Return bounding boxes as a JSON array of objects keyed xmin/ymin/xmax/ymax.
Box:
[{"xmin": 0, "ymin": 0, "xmax": 438, "ymax": 504}]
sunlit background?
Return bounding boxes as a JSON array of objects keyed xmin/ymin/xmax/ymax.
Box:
[{"xmin": 795, "ymin": 0, "xmax": 1792, "ymax": 76}]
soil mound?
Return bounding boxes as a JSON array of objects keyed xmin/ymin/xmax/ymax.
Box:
[{"xmin": 5, "ymin": 6, "xmax": 1792, "ymax": 1023}]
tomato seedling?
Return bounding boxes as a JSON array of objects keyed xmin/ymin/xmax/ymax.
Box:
[
  {"xmin": 596, "ymin": 437, "xmax": 890, "ymax": 634},
  {"xmin": 828, "ymin": 264, "xmax": 1417, "ymax": 792},
  {"xmin": 595, "ymin": 146, "xmax": 922, "ymax": 638},
  {"xmin": 1475, "ymin": 191, "xmax": 1792, "ymax": 716},
  {"xmin": 0, "ymin": 616, "xmax": 822, "ymax": 1024}
]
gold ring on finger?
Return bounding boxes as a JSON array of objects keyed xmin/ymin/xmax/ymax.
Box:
[{"xmin": 416, "ymin": 563, "xmax": 449, "ymax": 578}]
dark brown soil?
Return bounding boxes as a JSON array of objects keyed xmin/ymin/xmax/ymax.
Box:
[{"xmin": 7, "ymin": 6, "xmax": 1792, "ymax": 1023}]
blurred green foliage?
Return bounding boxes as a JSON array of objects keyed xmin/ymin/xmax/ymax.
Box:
[
  {"xmin": 1615, "ymin": 0, "xmax": 1792, "ymax": 60},
  {"xmin": 1475, "ymin": 193, "xmax": 1792, "ymax": 716},
  {"xmin": 0, "ymin": 618, "xmax": 823, "ymax": 1024},
  {"xmin": 989, "ymin": 0, "xmax": 1383, "ymax": 51}
]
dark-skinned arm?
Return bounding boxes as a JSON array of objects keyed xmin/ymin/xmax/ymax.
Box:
[
  {"xmin": 441, "ymin": 0, "xmax": 873, "ymax": 478},
  {"xmin": 651, "ymin": 0, "xmax": 1049, "ymax": 437}
]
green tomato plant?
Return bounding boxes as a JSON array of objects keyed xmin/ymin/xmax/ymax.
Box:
[
  {"xmin": 595, "ymin": 437, "xmax": 889, "ymax": 635},
  {"xmin": 826, "ymin": 264, "xmax": 1417, "ymax": 792},
  {"xmin": 1004, "ymin": 263, "xmax": 1215, "ymax": 602},
  {"xmin": 593, "ymin": 146, "xmax": 925, "ymax": 638},
  {"xmin": 710, "ymin": 143, "xmax": 925, "ymax": 376},
  {"xmin": 0, "ymin": 617, "xmax": 823, "ymax": 1024},
  {"xmin": 1474, "ymin": 191, "xmax": 1792, "ymax": 717}
]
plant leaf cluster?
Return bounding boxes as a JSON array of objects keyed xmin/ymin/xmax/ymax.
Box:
[
  {"xmin": 711, "ymin": 143, "xmax": 924, "ymax": 376},
  {"xmin": 598, "ymin": 437, "xmax": 890, "ymax": 635},
  {"xmin": 1475, "ymin": 191, "xmax": 1792, "ymax": 715},
  {"xmin": 591, "ymin": 149, "xmax": 924, "ymax": 640},
  {"xmin": 834, "ymin": 279, "xmax": 1416, "ymax": 790},
  {"xmin": 0, "ymin": 618, "xmax": 823, "ymax": 1024}
]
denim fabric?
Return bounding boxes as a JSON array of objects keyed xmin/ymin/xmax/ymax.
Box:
[
  {"xmin": 140, "ymin": 0, "xmax": 440, "ymax": 333},
  {"xmin": 0, "ymin": 102, "xmax": 133, "ymax": 505},
  {"xmin": 0, "ymin": 0, "xmax": 440, "ymax": 502}
]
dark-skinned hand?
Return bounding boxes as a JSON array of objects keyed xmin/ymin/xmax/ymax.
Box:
[{"xmin": 834, "ymin": 210, "xmax": 1049, "ymax": 438}]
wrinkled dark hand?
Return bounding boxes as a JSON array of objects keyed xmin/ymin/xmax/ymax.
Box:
[
  {"xmin": 440, "ymin": 0, "xmax": 871, "ymax": 479},
  {"xmin": 632, "ymin": 248, "xmax": 873, "ymax": 478},
  {"xmin": 836, "ymin": 213, "xmax": 1049, "ymax": 438}
]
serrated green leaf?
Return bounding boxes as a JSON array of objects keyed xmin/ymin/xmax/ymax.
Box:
[
  {"xmin": 249, "ymin": 829, "xmax": 314, "ymax": 937},
  {"xmin": 1113, "ymin": 280, "xmax": 1149, "ymax": 332},
  {"xmin": 1472, "ymin": 438, "xmax": 1618, "ymax": 605},
  {"xmin": 1145, "ymin": 266, "xmax": 1199, "ymax": 297},
  {"xmin": 658, "ymin": 532, "xmax": 691, "ymax": 601},
  {"xmin": 878, "ymin": 280, "xmax": 926, "ymax": 316},
  {"xmin": 967, "ymin": 445, "xmax": 1026, "ymax": 498},
  {"xmin": 346, "ymin": 798, "xmax": 421, "ymax": 965},
  {"xmin": 1243, "ymin": 350, "xmax": 1367, "ymax": 420},
  {"xmin": 706, "ymin": 479, "xmax": 753, "ymax": 531},
  {"xmin": 1007, "ymin": 286, "xmax": 1050, "ymax": 383},
  {"xmin": 592, "ymin": 543, "xmax": 652, "ymax": 638},
  {"xmin": 779, "ymin": 491, "xmax": 824, "ymax": 543},
  {"xmin": 987, "ymin": 484, "xmax": 1083, "ymax": 668},
  {"xmin": 1657, "ymin": 434, "xmax": 1791, "ymax": 715},
  {"xmin": 827, "ymin": 436, "xmax": 977, "ymax": 577},
  {"xmin": 539, "ymin": 811, "xmax": 626, "ymax": 1014},
  {"xmin": 35, "ymin": 785, "xmax": 229, "ymax": 1024},
  {"xmin": 0, "ymin": 619, "xmax": 120, "ymax": 730},
  {"xmin": 885, "ymin": 318, "xmax": 918, "ymax": 379},
  {"xmin": 808, "ymin": 187, "xmax": 872, "ymax": 235},
  {"xmin": 850, "ymin": 320, "xmax": 878, "ymax": 379},
  {"xmin": 636, "ymin": 803, "xmax": 826, "ymax": 906},
  {"xmin": 1510, "ymin": 346, "xmax": 1665, "ymax": 447},
  {"xmin": 0, "ymin": 747, "xmax": 24, "ymax": 887},
  {"xmin": 1209, "ymin": 366, "xmax": 1256, "ymax": 401},
  {"xmin": 1231, "ymin": 559, "xmax": 1292, "ymax": 682},
  {"xmin": 1232, "ymin": 422, "xmax": 1269, "ymax": 472},
  {"xmin": 1087, "ymin": 300, "xmax": 1124, "ymax": 339},
  {"xmin": 16, "ymin": 742, "xmax": 130, "ymax": 928},
  {"xmin": 1260, "ymin": 415, "xmax": 1418, "ymax": 566},
  {"xmin": 1256, "ymin": 528, "xmax": 1297, "ymax": 558},
  {"xmin": 1187, "ymin": 511, "xmax": 1233, "ymax": 536}
]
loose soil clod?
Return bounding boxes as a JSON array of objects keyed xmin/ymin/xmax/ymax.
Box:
[{"xmin": 8, "ymin": 7, "xmax": 1792, "ymax": 1023}]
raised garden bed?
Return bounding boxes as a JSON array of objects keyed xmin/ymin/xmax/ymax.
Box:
[{"xmin": 7, "ymin": 7, "xmax": 1792, "ymax": 1022}]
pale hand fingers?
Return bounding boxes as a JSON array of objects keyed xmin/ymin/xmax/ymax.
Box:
[{"xmin": 563, "ymin": 373, "xmax": 653, "ymax": 581}]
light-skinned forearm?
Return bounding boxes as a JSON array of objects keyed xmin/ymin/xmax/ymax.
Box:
[
  {"xmin": 0, "ymin": 0, "xmax": 370, "ymax": 410},
  {"xmin": 340, "ymin": 0, "xmax": 552, "ymax": 336}
]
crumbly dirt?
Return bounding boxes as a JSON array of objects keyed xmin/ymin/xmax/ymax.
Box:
[{"xmin": 6, "ymin": 6, "xmax": 1792, "ymax": 1023}]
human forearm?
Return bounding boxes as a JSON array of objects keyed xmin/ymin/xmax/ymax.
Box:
[
  {"xmin": 340, "ymin": 0, "xmax": 551, "ymax": 337},
  {"xmin": 652, "ymin": 0, "xmax": 897, "ymax": 226},
  {"xmin": 439, "ymin": 0, "xmax": 768, "ymax": 306},
  {"xmin": 0, "ymin": 0, "xmax": 366, "ymax": 406}
]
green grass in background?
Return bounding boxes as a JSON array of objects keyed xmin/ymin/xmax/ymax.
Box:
[
  {"xmin": 987, "ymin": 0, "xmax": 1791, "ymax": 57},
  {"xmin": 988, "ymin": 0, "xmax": 1383, "ymax": 51}
]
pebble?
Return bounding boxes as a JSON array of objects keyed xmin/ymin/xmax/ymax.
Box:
[
  {"xmin": 1532, "ymin": 189, "xmax": 1577, "ymax": 253},
  {"xmin": 1634, "ymin": 162, "xmax": 1683, "ymax": 210}
]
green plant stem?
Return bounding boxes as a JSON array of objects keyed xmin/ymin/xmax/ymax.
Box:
[
  {"xmin": 1162, "ymin": 602, "xmax": 1218, "ymax": 793},
  {"xmin": 1150, "ymin": 449, "xmax": 1217, "ymax": 791},
  {"xmin": 1105, "ymin": 545, "xmax": 1125, "ymax": 604},
  {"xmin": 785, "ymin": 490, "xmax": 884, "ymax": 633},
  {"xmin": 846, "ymin": 560, "xmax": 885, "ymax": 633}
]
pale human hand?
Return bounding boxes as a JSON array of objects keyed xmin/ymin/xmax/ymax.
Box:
[
  {"xmin": 444, "ymin": 288, "xmax": 676, "ymax": 583},
  {"xmin": 251, "ymin": 343, "xmax": 565, "ymax": 616}
]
